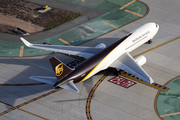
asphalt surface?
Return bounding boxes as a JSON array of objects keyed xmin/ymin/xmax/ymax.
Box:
[{"xmin": 1, "ymin": 0, "xmax": 180, "ymax": 120}]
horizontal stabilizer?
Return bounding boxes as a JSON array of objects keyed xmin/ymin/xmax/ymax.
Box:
[
  {"xmin": 29, "ymin": 76, "xmax": 79, "ymax": 93},
  {"xmin": 29, "ymin": 76, "xmax": 57, "ymax": 85},
  {"xmin": 60, "ymin": 80, "xmax": 79, "ymax": 93}
]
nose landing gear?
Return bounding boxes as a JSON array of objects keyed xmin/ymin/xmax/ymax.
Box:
[{"xmin": 148, "ymin": 40, "xmax": 152, "ymax": 44}]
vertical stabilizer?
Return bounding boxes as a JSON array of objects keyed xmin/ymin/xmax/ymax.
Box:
[{"xmin": 49, "ymin": 56, "xmax": 74, "ymax": 82}]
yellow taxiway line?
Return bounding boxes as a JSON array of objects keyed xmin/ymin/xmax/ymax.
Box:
[
  {"xmin": 0, "ymin": 101, "xmax": 48, "ymax": 120},
  {"xmin": 0, "ymin": 88, "xmax": 62, "ymax": 118},
  {"xmin": 19, "ymin": 46, "xmax": 24, "ymax": 57},
  {"xmin": 120, "ymin": 0, "xmax": 136, "ymax": 10},
  {"xmin": 160, "ymin": 112, "xmax": 180, "ymax": 117},
  {"xmin": 86, "ymin": 71, "xmax": 111, "ymax": 120},
  {"xmin": 125, "ymin": 10, "xmax": 143, "ymax": 17},
  {"xmin": 101, "ymin": 20, "xmax": 118, "ymax": 29},
  {"xmin": 134, "ymin": 36, "xmax": 180, "ymax": 58},
  {"xmin": 58, "ymin": 38, "xmax": 73, "ymax": 46}
]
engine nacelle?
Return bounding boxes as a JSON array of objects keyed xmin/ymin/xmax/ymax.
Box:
[
  {"xmin": 134, "ymin": 55, "xmax": 146, "ymax": 66},
  {"xmin": 95, "ymin": 43, "xmax": 106, "ymax": 49}
]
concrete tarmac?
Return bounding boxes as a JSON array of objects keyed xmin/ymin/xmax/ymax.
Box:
[{"xmin": 1, "ymin": 0, "xmax": 180, "ymax": 120}]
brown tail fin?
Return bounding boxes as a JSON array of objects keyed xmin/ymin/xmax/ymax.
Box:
[{"xmin": 49, "ymin": 56, "xmax": 74, "ymax": 82}]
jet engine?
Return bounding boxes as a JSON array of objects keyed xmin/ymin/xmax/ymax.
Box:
[
  {"xmin": 134, "ymin": 55, "xmax": 146, "ymax": 66},
  {"xmin": 95, "ymin": 43, "xmax": 106, "ymax": 49}
]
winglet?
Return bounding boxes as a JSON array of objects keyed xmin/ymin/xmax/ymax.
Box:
[{"xmin": 20, "ymin": 37, "xmax": 32, "ymax": 47}]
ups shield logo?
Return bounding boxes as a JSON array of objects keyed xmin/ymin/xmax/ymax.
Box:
[{"xmin": 55, "ymin": 63, "xmax": 63, "ymax": 76}]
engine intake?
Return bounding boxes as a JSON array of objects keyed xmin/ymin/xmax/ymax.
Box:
[{"xmin": 134, "ymin": 55, "xmax": 146, "ymax": 66}]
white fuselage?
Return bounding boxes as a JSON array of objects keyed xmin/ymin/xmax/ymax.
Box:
[{"xmin": 82, "ymin": 22, "xmax": 159, "ymax": 81}]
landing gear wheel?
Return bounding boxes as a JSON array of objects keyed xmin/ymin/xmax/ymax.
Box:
[
  {"xmin": 114, "ymin": 70, "xmax": 123, "ymax": 76},
  {"xmin": 148, "ymin": 40, "xmax": 152, "ymax": 44}
]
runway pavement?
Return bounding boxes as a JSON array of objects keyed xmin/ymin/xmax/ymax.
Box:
[{"xmin": 1, "ymin": 0, "xmax": 180, "ymax": 120}]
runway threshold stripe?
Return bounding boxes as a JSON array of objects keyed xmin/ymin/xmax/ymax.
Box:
[
  {"xmin": 133, "ymin": 36, "xmax": 180, "ymax": 58},
  {"xmin": 0, "ymin": 88, "xmax": 62, "ymax": 117},
  {"xmin": 0, "ymin": 101, "xmax": 48, "ymax": 120},
  {"xmin": 19, "ymin": 46, "xmax": 24, "ymax": 57},
  {"xmin": 86, "ymin": 71, "xmax": 111, "ymax": 120},
  {"xmin": 58, "ymin": 38, "xmax": 73, "ymax": 46},
  {"xmin": 119, "ymin": 0, "xmax": 136, "ymax": 10},
  {"xmin": 101, "ymin": 21, "xmax": 118, "ymax": 29},
  {"xmin": 125, "ymin": 10, "xmax": 143, "ymax": 17}
]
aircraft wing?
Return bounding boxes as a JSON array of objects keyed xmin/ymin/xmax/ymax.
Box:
[
  {"xmin": 20, "ymin": 37, "xmax": 104, "ymax": 59},
  {"xmin": 109, "ymin": 52, "xmax": 154, "ymax": 84}
]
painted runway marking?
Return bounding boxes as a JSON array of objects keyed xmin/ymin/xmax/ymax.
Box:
[
  {"xmin": 0, "ymin": 101, "xmax": 48, "ymax": 120},
  {"xmin": 0, "ymin": 88, "xmax": 62, "ymax": 117},
  {"xmin": 109, "ymin": 76, "xmax": 136, "ymax": 88},
  {"xmin": 58, "ymin": 38, "xmax": 73, "ymax": 46},
  {"xmin": 19, "ymin": 46, "xmax": 24, "ymax": 57},
  {"xmin": 86, "ymin": 71, "xmax": 111, "ymax": 120},
  {"xmin": 160, "ymin": 112, "xmax": 180, "ymax": 117},
  {"xmin": 120, "ymin": 0, "xmax": 136, "ymax": 10},
  {"xmin": 101, "ymin": 20, "xmax": 118, "ymax": 29},
  {"xmin": 125, "ymin": 10, "xmax": 143, "ymax": 17}
]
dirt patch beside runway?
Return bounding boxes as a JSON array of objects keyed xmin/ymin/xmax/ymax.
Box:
[
  {"xmin": 0, "ymin": 0, "xmax": 82, "ymax": 35},
  {"xmin": 0, "ymin": 14, "xmax": 43, "ymax": 34}
]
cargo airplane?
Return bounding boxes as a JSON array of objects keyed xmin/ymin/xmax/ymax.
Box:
[{"xmin": 21, "ymin": 22, "xmax": 159, "ymax": 93}]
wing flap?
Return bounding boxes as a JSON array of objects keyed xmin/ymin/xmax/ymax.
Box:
[{"xmin": 110, "ymin": 52, "xmax": 154, "ymax": 84}]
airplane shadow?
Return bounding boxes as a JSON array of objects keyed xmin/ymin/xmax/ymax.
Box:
[{"xmin": 0, "ymin": 37, "xmax": 119, "ymax": 109}]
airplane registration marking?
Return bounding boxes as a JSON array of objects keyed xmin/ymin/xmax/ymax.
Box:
[
  {"xmin": 101, "ymin": 21, "xmax": 118, "ymax": 29},
  {"xmin": 119, "ymin": 0, "xmax": 136, "ymax": 10},
  {"xmin": 19, "ymin": 46, "xmax": 24, "ymax": 57},
  {"xmin": 125, "ymin": 10, "xmax": 143, "ymax": 17},
  {"xmin": 58, "ymin": 38, "xmax": 73, "ymax": 46}
]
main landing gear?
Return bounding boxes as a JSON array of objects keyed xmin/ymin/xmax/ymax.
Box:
[{"xmin": 114, "ymin": 69, "xmax": 123, "ymax": 76}]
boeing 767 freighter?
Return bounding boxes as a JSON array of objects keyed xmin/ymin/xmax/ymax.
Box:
[{"xmin": 21, "ymin": 22, "xmax": 159, "ymax": 93}]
